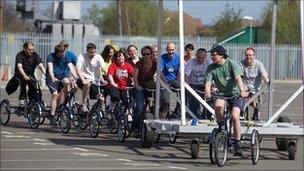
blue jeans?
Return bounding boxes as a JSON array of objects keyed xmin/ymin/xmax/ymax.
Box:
[{"xmin": 134, "ymin": 90, "xmax": 145, "ymax": 128}]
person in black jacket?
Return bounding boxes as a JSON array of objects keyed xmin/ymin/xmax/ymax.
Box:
[{"xmin": 12, "ymin": 41, "xmax": 46, "ymax": 105}]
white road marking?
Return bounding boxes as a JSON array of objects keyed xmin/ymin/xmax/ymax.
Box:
[
  {"xmin": 1, "ymin": 139, "xmax": 35, "ymax": 142},
  {"xmin": 1, "ymin": 131, "xmax": 13, "ymax": 135},
  {"xmin": 167, "ymin": 166, "xmax": 188, "ymax": 170},
  {"xmin": 33, "ymin": 138, "xmax": 46, "ymax": 142},
  {"xmin": 124, "ymin": 162, "xmax": 161, "ymax": 166},
  {"xmin": 33, "ymin": 142, "xmax": 52, "ymax": 146},
  {"xmin": 117, "ymin": 158, "xmax": 133, "ymax": 162},
  {"xmin": 1, "ymin": 159, "xmax": 124, "ymax": 162},
  {"xmin": 73, "ymin": 147, "xmax": 89, "ymax": 152},
  {"xmin": 4, "ymin": 135, "xmax": 31, "ymax": 138},
  {"xmin": 2, "ymin": 148, "xmax": 76, "ymax": 151},
  {"xmin": 73, "ymin": 152, "xmax": 109, "ymax": 157},
  {"xmin": 0, "ymin": 168, "xmax": 174, "ymax": 170}
]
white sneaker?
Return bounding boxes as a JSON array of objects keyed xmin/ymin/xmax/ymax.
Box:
[
  {"xmin": 127, "ymin": 114, "xmax": 133, "ymax": 122},
  {"xmin": 81, "ymin": 104, "xmax": 88, "ymax": 112},
  {"xmin": 19, "ymin": 100, "xmax": 25, "ymax": 106}
]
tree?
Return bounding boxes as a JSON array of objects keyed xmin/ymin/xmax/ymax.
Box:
[
  {"xmin": 2, "ymin": 1, "xmax": 34, "ymax": 32},
  {"xmin": 87, "ymin": 0, "xmax": 159, "ymax": 36},
  {"xmin": 261, "ymin": 0, "xmax": 300, "ymax": 44},
  {"xmin": 211, "ymin": 3, "xmax": 243, "ymax": 42}
]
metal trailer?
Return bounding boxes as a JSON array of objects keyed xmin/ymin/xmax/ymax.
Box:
[{"xmin": 140, "ymin": 0, "xmax": 304, "ymax": 162}]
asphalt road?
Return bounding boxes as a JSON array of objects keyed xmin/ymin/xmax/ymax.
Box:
[{"xmin": 0, "ymin": 81, "xmax": 303, "ymax": 170}]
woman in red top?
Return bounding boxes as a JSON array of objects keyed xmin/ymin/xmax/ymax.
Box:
[{"xmin": 108, "ymin": 49, "xmax": 135, "ymax": 117}]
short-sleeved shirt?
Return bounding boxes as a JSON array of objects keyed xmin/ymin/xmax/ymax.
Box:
[
  {"xmin": 101, "ymin": 60, "xmax": 112, "ymax": 76},
  {"xmin": 160, "ymin": 53, "xmax": 180, "ymax": 83},
  {"xmin": 47, "ymin": 52, "xmax": 71, "ymax": 78},
  {"xmin": 135, "ymin": 59, "xmax": 157, "ymax": 87},
  {"xmin": 185, "ymin": 57, "xmax": 212, "ymax": 86},
  {"xmin": 108, "ymin": 62, "xmax": 135, "ymax": 88},
  {"xmin": 65, "ymin": 50, "xmax": 77, "ymax": 65},
  {"xmin": 14, "ymin": 51, "xmax": 43, "ymax": 77},
  {"xmin": 77, "ymin": 53, "xmax": 104, "ymax": 84},
  {"xmin": 240, "ymin": 59, "xmax": 268, "ymax": 93},
  {"xmin": 205, "ymin": 59, "xmax": 243, "ymax": 96}
]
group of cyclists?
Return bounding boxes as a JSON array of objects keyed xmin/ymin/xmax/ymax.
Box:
[{"xmin": 5, "ymin": 40, "xmax": 269, "ymax": 157}]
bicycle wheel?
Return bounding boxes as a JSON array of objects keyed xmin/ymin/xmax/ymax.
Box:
[
  {"xmin": 214, "ymin": 131, "xmax": 228, "ymax": 167},
  {"xmin": 190, "ymin": 139, "xmax": 199, "ymax": 159},
  {"xmin": 209, "ymin": 128, "xmax": 218, "ymax": 164},
  {"xmin": 107, "ymin": 118, "xmax": 118, "ymax": 134},
  {"xmin": 79, "ymin": 112, "xmax": 88, "ymax": 130},
  {"xmin": 89, "ymin": 111, "xmax": 100, "ymax": 138},
  {"xmin": 0, "ymin": 99, "xmax": 11, "ymax": 125},
  {"xmin": 28, "ymin": 102, "xmax": 41, "ymax": 129},
  {"xmin": 72, "ymin": 103, "xmax": 81, "ymax": 127},
  {"xmin": 59, "ymin": 106, "xmax": 71, "ymax": 134},
  {"xmin": 117, "ymin": 116, "xmax": 126, "ymax": 142},
  {"xmin": 251, "ymin": 129, "xmax": 260, "ymax": 165}
]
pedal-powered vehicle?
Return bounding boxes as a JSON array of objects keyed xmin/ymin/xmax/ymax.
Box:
[
  {"xmin": 0, "ymin": 77, "xmax": 49, "ymax": 129},
  {"xmin": 88, "ymin": 82, "xmax": 108, "ymax": 138},
  {"xmin": 116, "ymin": 86, "xmax": 137, "ymax": 142},
  {"xmin": 208, "ymin": 93, "xmax": 260, "ymax": 167}
]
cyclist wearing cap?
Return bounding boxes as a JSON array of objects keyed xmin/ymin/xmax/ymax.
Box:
[
  {"xmin": 205, "ymin": 44, "xmax": 248, "ymax": 157},
  {"xmin": 46, "ymin": 44, "xmax": 78, "ymax": 124},
  {"xmin": 240, "ymin": 47, "xmax": 269, "ymax": 121}
]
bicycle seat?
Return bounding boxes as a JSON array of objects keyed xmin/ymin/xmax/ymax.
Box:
[{"xmin": 170, "ymin": 87, "xmax": 180, "ymax": 93}]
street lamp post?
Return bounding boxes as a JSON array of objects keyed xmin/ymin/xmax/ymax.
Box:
[{"xmin": 243, "ymin": 16, "xmax": 254, "ymax": 44}]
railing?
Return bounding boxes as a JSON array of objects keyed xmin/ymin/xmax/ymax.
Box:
[{"xmin": 0, "ymin": 32, "xmax": 302, "ymax": 80}]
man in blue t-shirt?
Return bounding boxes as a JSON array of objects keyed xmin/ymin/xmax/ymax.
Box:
[
  {"xmin": 159, "ymin": 42, "xmax": 180, "ymax": 119},
  {"xmin": 46, "ymin": 44, "xmax": 77, "ymax": 124},
  {"xmin": 60, "ymin": 39, "xmax": 78, "ymax": 75}
]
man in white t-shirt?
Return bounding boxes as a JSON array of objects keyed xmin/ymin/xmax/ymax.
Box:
[
  {"xmin": 185, "ymin": 48, "xmax": 212, "ymax": 118},
  {"xmin": 76, "ymin": 43, "xmax": 107, "ymax": 112},
  {"xmin": 240, "ymin": 47, "xmax": 269, "ymax": 121}
]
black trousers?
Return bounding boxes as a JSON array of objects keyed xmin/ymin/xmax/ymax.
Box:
[{"xmin": 18, "ymin": 75, "xmax": 39, "ymax": 102}]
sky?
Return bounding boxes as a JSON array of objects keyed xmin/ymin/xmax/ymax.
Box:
[{"xmin": 36, "ymin": 0, "xmax": 272, "ymax": 25}]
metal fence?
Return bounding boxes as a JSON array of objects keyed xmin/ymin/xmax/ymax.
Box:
[{"xmin": 0, "ymin": 32, "xmax": 302, "ymax": 80}]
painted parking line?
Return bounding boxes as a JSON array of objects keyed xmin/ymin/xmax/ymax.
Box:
[
  {"xmin": 1, "ymin": 131, "xmax": 13, "ymax": 135},
  {"xmin": 2, "ymin": 148, "xmax": 78, "ymax": 151},
  {"xmin": 73, "ymin": 152, "xmax": 109, "ymax": 157},
  {"xmin": 1, "ymin": 158, "xmax": 127, "ymax": 162},
  {"xmin": 0, "ymin": 167, "xmax": 182, "ymax": 170},
  {"xmin": 3, "ymin": 135, "xmax": 31, "ymax": 138}
]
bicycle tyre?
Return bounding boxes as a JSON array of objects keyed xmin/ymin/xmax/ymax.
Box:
[
  {"xmin": 214, "ymin": 131, "xmax": 228, "ymax": 167},
  {"xmin": 59, "ymin": 106, "xmax": 71, "ymax": 134},
  {"xmin": 28, "ymin": 102, "xmax": 41, "ymax": 129},
  {"xmin": 251, "ymin": 129, "xmax": 260, "ymax": 165},
  {"xmin": 89, "ymin": 111, "xmax": 100, "ymax": 138},
  {"xmin": 0, "ymin": 99, "xmax": 11, "ymax": 125}
]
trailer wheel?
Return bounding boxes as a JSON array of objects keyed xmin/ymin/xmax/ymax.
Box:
[
  {"xmin": 288, "ymin": 142, "xmax": 296, "ymax": 160},
  {"xmin": 190, "ymin": 139, "xmax": 199, "ymax": 159},
  {"xmin": 276, "ymin": 116, "xmax": 290, "ymax": 151},
  {"xmin": 141, "ymin": 122, "xmax": 153, "ymax": 148}
]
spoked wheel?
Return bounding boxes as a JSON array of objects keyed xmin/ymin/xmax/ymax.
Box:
[
  {"xmin": 0, "ymin": 99, "xmax": 11, "ymax": 125},
  {"xmin": 59, "ymin": 107, "xmax": 71, "ymax": 134},
  {"xmin": 89, "ymin": 111, "xmax": 100, "ymax": 138},
  {"xmin": 117, "ymin": 116, "xmax": 126, "ymax": 142},
  {"xmin": 141, "ymin": 121, "xmax": 153, "ymax": 148},
  {"xmin": 169, "ymin": 132, "xmax": 178, "ymax": 143},
  {"xmin": 79, "ymin": 112, "xmax": 88, "ymax": 130},
  {"xmin": 251, "ymin": 129, "xmax": 260, "ymax": 165},
  {"xmin": 209, "ymin": 128, "xmax": 218, "ymax": 164},
  {"xmin": 107, "ymin": 118, "xmax": 118, "ymax": 134},
  {"xmin": 72, "ymin": 103, "xmax": 81, "ymax": 128},
  {"xmin": 38, "ymin": 101, "xmax": 47, "ymax": 125},
  {"xmin": 28, "ymin": 102, "xmax": 41, "ymax": 129},
  {"xmin": 190, "ymin": 139, "xmax": 200, "ymax": 159},
  {"xmin": 214, "ymin": 131, "xmax": 228, "ymax": 167}
]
